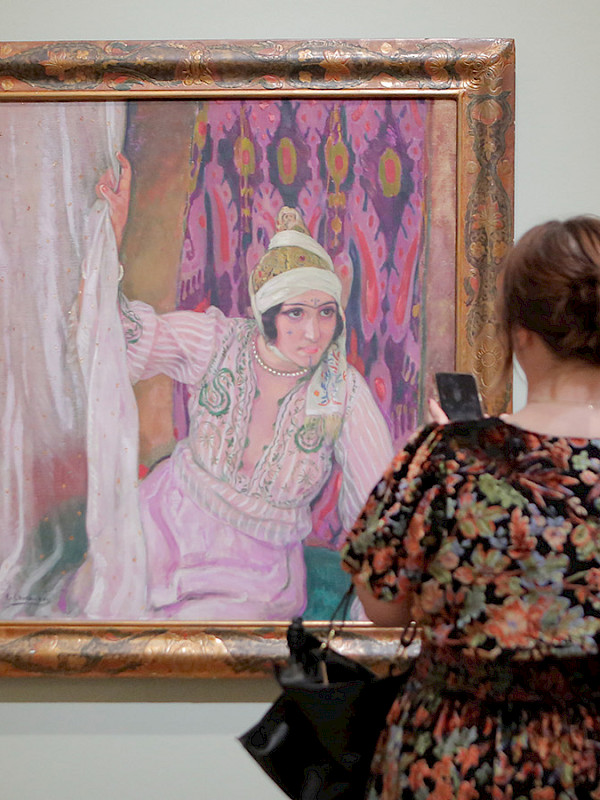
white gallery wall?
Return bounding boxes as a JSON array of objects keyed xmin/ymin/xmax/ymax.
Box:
[{"xmin": 1, "ymin": 1, "xmax": 599, "ymax": 798}]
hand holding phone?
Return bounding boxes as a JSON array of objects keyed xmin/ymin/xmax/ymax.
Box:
[{"xmin": 435, "ymin": 372, "xmax": 483, "ymax": 421}]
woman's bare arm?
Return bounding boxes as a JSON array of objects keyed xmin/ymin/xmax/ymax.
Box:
[{"xmin": 353, "ymin": 579, "xmax": 412, "ymax": 628}]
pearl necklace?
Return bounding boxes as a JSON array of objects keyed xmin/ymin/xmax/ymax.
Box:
[{"xmin": 251, "ymin": 338, "xmax": 309, "ymax": 378}]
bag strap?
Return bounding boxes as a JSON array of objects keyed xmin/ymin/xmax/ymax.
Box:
[
  {"xmin": 328, "ymin": 584, "xmax": 420, "ymax": 678},
  {"xmin": 385, "ymin": 619, "xmax": 419, "ymax": 676},
  {"xmin": 331, "ymin": 582, "xmax": 355, "ymax": 624},
  {"xmin": 313, "ymin": 583, "xmax": 356, "ymax": 681},
  {"xmin": 309, "ymin": 583, "xmax": 353, "ymax": 684},
  {"xmin": 323, "ymin": 582, "xmax": 355, "ymax": 642}
]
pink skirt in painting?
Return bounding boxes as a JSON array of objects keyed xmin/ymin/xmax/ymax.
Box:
[{"xmin": 138, "ymin": 453, "xmax": 307, "ymax": 621}]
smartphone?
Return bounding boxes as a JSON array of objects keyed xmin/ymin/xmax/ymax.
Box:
[{"xmin": 435, "ymin": 372, "xmax": 483, "ymax": 421}]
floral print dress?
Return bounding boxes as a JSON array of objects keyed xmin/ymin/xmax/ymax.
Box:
[{"xmin": 342, "ymin": 418, "xmax": 600, "ymax": 800}]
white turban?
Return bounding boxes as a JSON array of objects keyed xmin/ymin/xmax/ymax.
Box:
[
  {"xmin": 248, "ymin": 223, "xmax": 347, "ymax": 418},
  {"xmin": 250, "ymin": 229, "xmax": 342, "ymax": 331}
]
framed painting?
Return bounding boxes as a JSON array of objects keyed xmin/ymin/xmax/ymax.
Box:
[{"xmin": 0, "ymin": 38, "xmax": 514, "ymax": 677}]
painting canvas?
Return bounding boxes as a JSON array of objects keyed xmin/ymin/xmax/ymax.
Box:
[{"xmin": 0, "ymin": 39, "xmax": 514, "ymax": 677}]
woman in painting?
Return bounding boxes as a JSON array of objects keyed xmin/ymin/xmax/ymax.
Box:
[
  {"xmin": 343, "ymin": 215, "xmax": 600, "ymax": 799},
  {"xmin": 100, "ymin": 155, "xmax": 393, "ymax": 621}
]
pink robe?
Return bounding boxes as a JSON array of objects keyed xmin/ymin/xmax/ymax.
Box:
[{"xmin": 123, "ymin": 299, "xmax": 393, "ymax": 620}]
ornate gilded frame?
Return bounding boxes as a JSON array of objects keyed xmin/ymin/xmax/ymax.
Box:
[{"xmin": 0, "ymin": 38, "xmax": 514, "ymax": 678}]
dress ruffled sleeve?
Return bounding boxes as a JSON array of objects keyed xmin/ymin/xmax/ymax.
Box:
[{"xmin": 341, "ymin": 423, "xmax": 444, "ymax": 602}]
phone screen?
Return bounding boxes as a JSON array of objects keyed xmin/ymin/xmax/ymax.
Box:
[{"xmin": 435, "ymin": 372, "xmax": 483, "ymax": 421}]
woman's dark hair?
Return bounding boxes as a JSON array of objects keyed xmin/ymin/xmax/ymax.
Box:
[
  {"xmin": 261, "ymin": 302, "xmax": 344, "ymax": 343},
  {"xmin": 498, "ymin": 215, "xmax": 600, "ymax": 371}
]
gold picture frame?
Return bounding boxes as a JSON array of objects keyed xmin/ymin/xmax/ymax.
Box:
[{"xmin": 0, "ymin": 38, "xmax": 514, "ymax": 677}]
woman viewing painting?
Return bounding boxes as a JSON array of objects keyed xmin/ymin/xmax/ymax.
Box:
[
  {"xmin": 96, "ymin": 153, "xmax": 393, "ymax": 620},
  {"xmin": 344, "ymin": 216, "xmax": 600, "ymax": 799}
]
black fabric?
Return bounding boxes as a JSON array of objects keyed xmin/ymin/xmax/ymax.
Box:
[{"xmin": 238, "ymin": 625, "xmax": 414, "ymax": 800}]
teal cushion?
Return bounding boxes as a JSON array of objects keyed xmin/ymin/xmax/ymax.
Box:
[{"xmin": 303, "ymin": 545, "xmax": 352, "ymax": 621}]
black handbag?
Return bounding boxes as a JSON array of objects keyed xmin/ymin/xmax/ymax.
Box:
[{"xmin": 238, "ymin": 588, "xmax": 418, "ymax": 800}]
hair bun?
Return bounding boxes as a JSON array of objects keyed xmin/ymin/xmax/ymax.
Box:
[{"xmin": 500, "ymin": 216, "xmax": 600, "ymax": 367}]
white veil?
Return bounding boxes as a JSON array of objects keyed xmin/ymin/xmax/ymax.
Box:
[{"xmin": 0, "ymin": 101, "xmax": 146, "ymax": 619}]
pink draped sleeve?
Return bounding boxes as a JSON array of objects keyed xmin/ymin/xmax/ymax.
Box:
[
  {"xmin": 119, "ymin": 297, "xmax": 233, "ymax": 385},
  {"xmin": 334, "ymin": 368, "xmax": 394, "ymax": 530}
]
